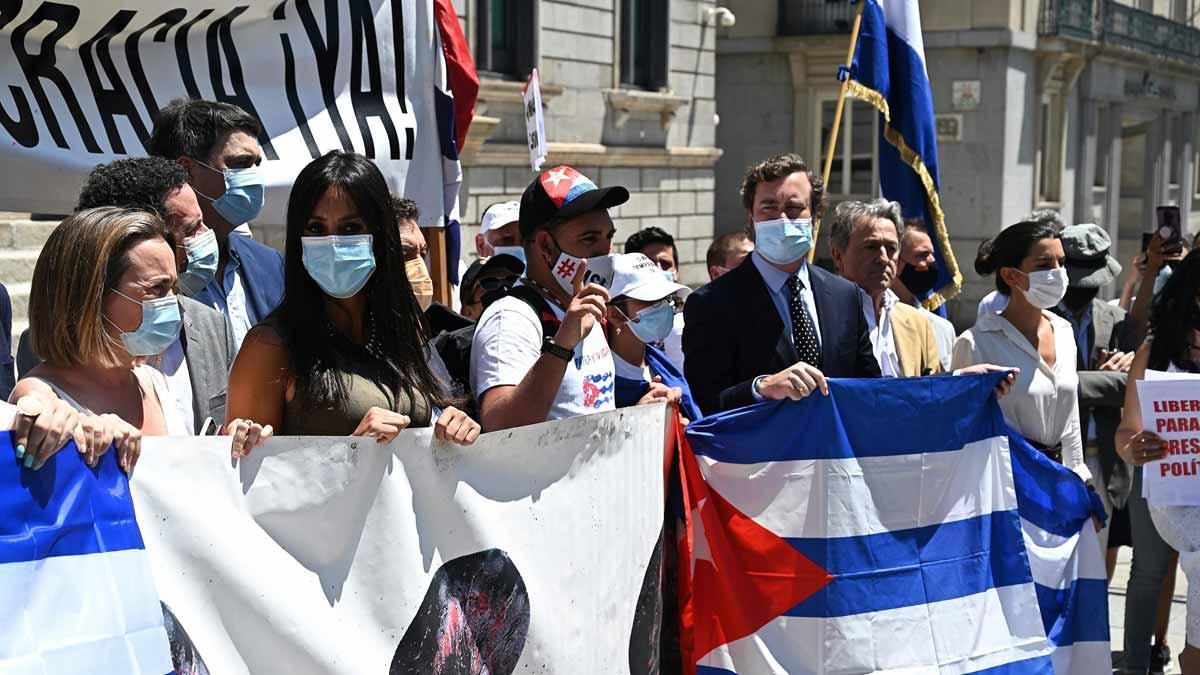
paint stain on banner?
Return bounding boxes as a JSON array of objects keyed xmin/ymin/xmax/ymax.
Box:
[
  {"xmin": 162, "ymin": 602, "xmax": 210, "ymax": 675},
  {"xmin": 391, "ymin": 549, "xmax": 530, "ymax": 674},
  {"xmin": 629, "ymin": 529, "xmax": 667, "ymax": 675}
]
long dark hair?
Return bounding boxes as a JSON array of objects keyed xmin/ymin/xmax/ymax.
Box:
[
  {"xmin": 278, "ymin": 151, "xmax": 443, "ymax": 410},
  {"xmin": 1148, "ymin": 249, "xmax": 1200, "ymax": 372},
  {"xmin": 974, "ymin": 220, "xmax": 1060, "ymax": 295}
]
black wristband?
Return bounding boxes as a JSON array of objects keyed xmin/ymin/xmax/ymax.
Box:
[{"xmin": 541, "ymin": 336, "xmax": 573, "ymax": 362}]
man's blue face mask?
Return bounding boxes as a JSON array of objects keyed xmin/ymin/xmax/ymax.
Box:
[{"xmin": 191, "ymin": 159, "xmax": 265, "ymax": 227}]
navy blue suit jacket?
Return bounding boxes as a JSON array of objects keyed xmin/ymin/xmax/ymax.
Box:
[
  {"xmin": 682, "ymin": 256, "xmax": 880, "ymax": 416},
  {"xmin": 192, "ymin": 235, "xmax": 285, "ymax": 328}
]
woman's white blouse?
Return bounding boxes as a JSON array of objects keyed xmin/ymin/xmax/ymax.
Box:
[{"xmin": 951, "ymin": 309, "xmax": 1091, "ymax": 483}]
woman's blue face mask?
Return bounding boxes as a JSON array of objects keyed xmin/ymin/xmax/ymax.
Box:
[
  {"xmin": 619, "ymin": 300, "xmax": 675, "ymax": 344},
  {"xmin": 106, "ymin": 289, "xmax": 182, "ymax": 357},
  {"xmin": 301, "ymin": 234, "xmax": 377, "ymax": 298}
]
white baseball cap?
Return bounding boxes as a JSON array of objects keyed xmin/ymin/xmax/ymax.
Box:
[
  {"xmin": 608, "ymin": 253, "xmax": 689, "ymax": 302},
  {"xmin": 480, "ymin": 200, "xmax": 521, "ymax": 235}
]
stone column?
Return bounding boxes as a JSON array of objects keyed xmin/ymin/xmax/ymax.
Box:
[
  {"xmin": 1179, "ymin": 112, "xmax": 1195, "ymax": 228},
  {"xmin": 1104, "ymin": 102, "xmax": 1123, "ymax": 256},
  {"xmin": 1075, "ymin": 100, "xmax": 1099, "ymax": 224},
  {"xmin": 1142, "ymin": 112, "xmax": 1167, "ymax": 231}
]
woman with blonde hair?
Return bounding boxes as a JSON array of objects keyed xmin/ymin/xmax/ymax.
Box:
[{"xmin": 8, "ymin": 207, "xmax": 250, "ymax": 472}]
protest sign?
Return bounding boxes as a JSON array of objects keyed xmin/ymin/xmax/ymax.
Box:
[
  {"xmin": 522, "ymin": 68, "xmax": 547, "ymax": 173},
  {"xmin": 131, "ymin": 404, "xmax": 669, "ymax": 674},
  {"xmin": 0, "ymin": 0, "xmax": 454, "ymax": 227},
  {"xmin": 1138, "ymin": 369, "xmax": 1200, "ymax": 506}
]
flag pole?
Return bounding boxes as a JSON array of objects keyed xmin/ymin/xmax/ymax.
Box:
[{"xmin": 812, "ymin": 0, "xmax": 867, "ymax": 262}]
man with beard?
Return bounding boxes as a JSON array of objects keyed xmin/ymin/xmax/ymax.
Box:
[{"xmin": 892, "ymin": 218, "xmax": 956, "ymax": 370}]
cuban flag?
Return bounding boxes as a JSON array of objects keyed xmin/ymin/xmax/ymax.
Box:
[
  {"xmin": 850, "ymin": 0, "xmax": 960, "ymax": 313},
  {"xmin": 432, "ymin": 0, "xmax": 479, "ymax": 286},
  {"xmin": 676, "ymin": 374, "xmax": 1109, "ymax": 674},
  {"xmin": 541, "ymin": 165, "xmax": 600, "ymax": 208},
  {"xmin": 0, "ymin": 431, "xmax": 173, "ymax": 674}
]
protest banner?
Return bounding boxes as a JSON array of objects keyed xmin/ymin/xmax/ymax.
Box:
[
  {"xmin": 1138, "ymin": 369, "xmax": 1200, "ymax": 506},
  {"xmin": 0, "ymin": 0, "xmax": 456, "ymax": 227},
  {"xmin": 129, "ymin": 403, "xmax": 668, "ymax": 674},
  {"xmin": 522, "ymin": 69, "xmax": 547, "ymax": 173},
  {"xmin": 678, "ymin": 374, "xmax": 1109, "ymax": 674}
]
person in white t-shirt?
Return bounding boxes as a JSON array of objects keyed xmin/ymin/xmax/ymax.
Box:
[{"xmin": 470, "ymin": 166, "xmax": 675, "ymax": 430}]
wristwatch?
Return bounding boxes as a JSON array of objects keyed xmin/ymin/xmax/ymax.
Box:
[{"xmin": 541, "ymin": 336, "xmax": 574, "ymax": 362}]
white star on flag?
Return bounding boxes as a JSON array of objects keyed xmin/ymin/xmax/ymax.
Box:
[{"xmin": 545, "ymin": 167, "xmax": 570, "ymax": 187}]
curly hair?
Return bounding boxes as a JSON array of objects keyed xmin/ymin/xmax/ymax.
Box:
[
  {"xmin": 739, "ymin": 153, "xmax": 824, "ymax": 220},
  {"xmin": 390, "ymin": 196, "xmax": 419, "ymax": 224},
  {"xmin": 76, "ymin": 157, "xmax": 189, "ymax": 216}
]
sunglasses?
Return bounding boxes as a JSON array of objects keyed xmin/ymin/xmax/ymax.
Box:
[{"xmin": 476, "ymin": 275, "xmax": 520, "ymax": 293}]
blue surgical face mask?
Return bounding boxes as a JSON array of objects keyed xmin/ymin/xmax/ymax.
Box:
[
  {"xmin": 622, "ymin": 301, "xmax": 675, "ymax": 344},
  {"xmin": 177, "ymin": 229, "xmax": 219, "ymax": 296},
  {"xmin": 660, "ymin": 269, "xmax": 677, "ymax": 283},
  {"xmin": 193, "ymin": 160, "xmax": 265, "ymax": 226},
  {"xmin": 754, "ymin": 217, "xmax": 813, "ymax": 265},
  {"xmin": 491, "ymin": 245, "xmax": 527, "ymax": 269},
  {"xmin": 302, "ymin": 234, "xmax": 376, "ymax": 299},
  {"xmin": 107, "ymin": 290, "xmax": 182, "ymax": 357}
]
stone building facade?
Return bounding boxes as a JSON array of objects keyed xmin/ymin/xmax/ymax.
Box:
[
  {"xmin": 451, "ymin": 0, "xmax": 723, "ymax": 286},
  {"xmin": 716, "ymin": 0, "xmax": 1200, "ymax": 329}
]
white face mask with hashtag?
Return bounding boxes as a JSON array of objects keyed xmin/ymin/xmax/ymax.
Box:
[{"xmin": 549, "ymin": 251, "xmax": 615, "ymax": 296}]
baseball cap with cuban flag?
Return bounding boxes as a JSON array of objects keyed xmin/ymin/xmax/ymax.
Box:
[{"xmin": 519, "ymin": 165, "xmax": 630, "ymax": 240}]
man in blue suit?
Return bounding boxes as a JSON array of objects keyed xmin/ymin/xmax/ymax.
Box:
[
  {"xmin": 683, "ymin": 154, "xmax": 881, "ymax": 415},
  {"xmin": 148, "ymin": 99, "xmax": 284, "ymax": 350}
]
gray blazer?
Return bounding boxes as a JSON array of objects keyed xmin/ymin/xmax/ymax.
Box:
[
  {"xmin": 15, "ymin": 296, "xmax": 234, "ymax": 431},
  {"xmin": 179, "ymin": 296, "xmax": 235, "ymax": 431},
  {"xmin": 1055, "ymin": 299, "xmax": 1137, "ymax": 509}
]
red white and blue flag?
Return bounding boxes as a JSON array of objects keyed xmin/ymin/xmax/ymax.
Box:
[
  {"xmin": 677, "ymin": 374, "xmax": 1110, "ymax": 674},
  {"xmin": 540, "ymin": 165, "xmax": 600, "ymax": 209},
  {"xmin": 0, "ymin": 431, "xmax": 173, "ymax": 674}
]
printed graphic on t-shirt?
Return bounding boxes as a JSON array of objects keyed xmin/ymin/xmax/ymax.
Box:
[{"xmin": 583, "ymin": 372, "xmax": 614, "ymax": 409}]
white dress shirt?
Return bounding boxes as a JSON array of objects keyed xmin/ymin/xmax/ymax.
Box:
[
  {"xmin": 976, "ymin": 290, "xmax": 1009, "ymax": 319},
  {"xmin": 921, "ymin": 308, "xmax": 956, "ymax": 372},
  {"xmin": 861, "ymin": 288, "xmax": 901, "ymax": 378},
  {"xmin": 153, "ymin": 336, "xmax": 196, "ymax": 436},
  {"xmin": 211, "ymin": 256, "xmax": 253, "ymax": 351},
  {"xmin": 951, "ymin": 309, "xmax": 1091, "ymax": 482}
]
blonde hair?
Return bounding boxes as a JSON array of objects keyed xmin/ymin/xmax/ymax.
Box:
[{"xmin": 29, "ymin": 207, "xmax": 173, "ymax": 368}]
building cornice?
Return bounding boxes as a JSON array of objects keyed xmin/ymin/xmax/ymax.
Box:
[{"xmin": 463, "ymin": 141, "xmax": 723, "ymax": 169}]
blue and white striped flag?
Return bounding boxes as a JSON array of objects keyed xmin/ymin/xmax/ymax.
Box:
[
  {"xmin": 0, "ymin": 433, "xmax": 173, "ymax": 674},
  {"xmin": 850, "ymin": 0, "xmax": 961, "ymax": 312},
  {"xmin": 679, "ymin": 374, "xmax": 1109, "ymax": 674}
]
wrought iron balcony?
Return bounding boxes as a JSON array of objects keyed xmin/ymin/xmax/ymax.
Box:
[
  {"xmin": 1038, "ymin": 0, "xmax": 1099, "ymax": 40},
  {"xmin": 1038, "ymin": 0, "xmax": 1200, "ymax": 66},
  {"xmin": 1104, "ymin": 1, "xmax": 1200, "ymax": 66},
  {"xmin": 778, "ymin": 0, "xmax": 856, "ymax": 36}
]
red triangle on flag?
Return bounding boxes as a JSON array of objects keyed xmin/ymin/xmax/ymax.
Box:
[{"xmin": 673, "ymin": 418, "xmax": 832, "ymax": 671}]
